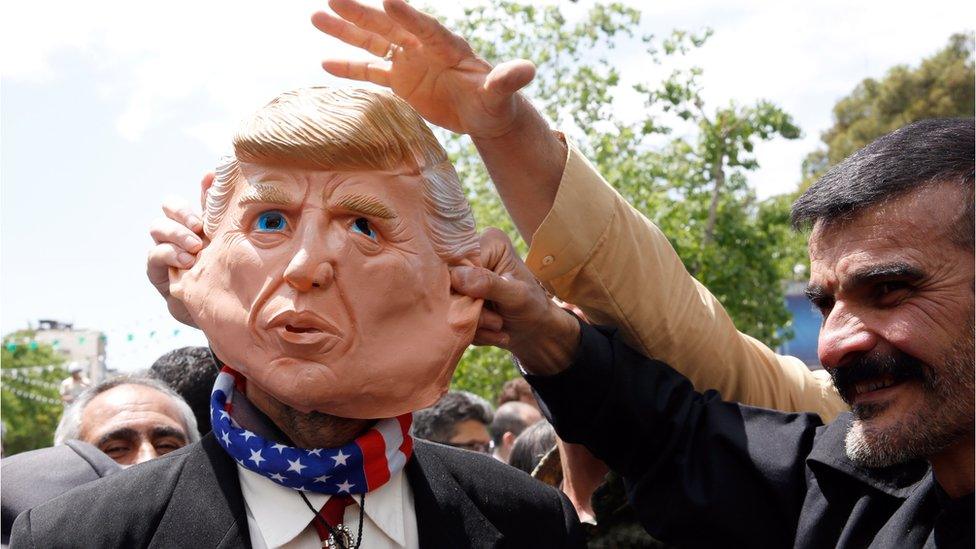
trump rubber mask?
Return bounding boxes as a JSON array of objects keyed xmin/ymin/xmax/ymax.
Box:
[{"xmin": 170, "ymin": 87, "xmax": 483, "ymax": 419}]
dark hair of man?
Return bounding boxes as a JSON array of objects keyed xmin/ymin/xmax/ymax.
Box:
[
  {"xmin": 411, "ymin": 390, "xmax": 494, "ymax": 444},
  {"xmin": 149, "ymin": 346, "xmax": 219, "ymax": 438},
  {"xmin": 497, "ymin": 377, "xmax": 533, "ymax": 406},
  {"xmin": 508, "ymin": 420, "xmax": 556, "ymax": 475},
  {"xmin": 791, "ymin": 118, "xmax": 975, "ymax": 249},
  {"xmin": 488, "ymin": 402, "xmax": 536, "ymax": 446}
]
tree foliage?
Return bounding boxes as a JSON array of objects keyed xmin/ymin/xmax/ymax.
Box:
[
  {"xmin": 802, "ymin": 32, "xmax": 975, "ymax": 187},
  {"xmin": 1, "ymin": 332, "xmax": 67, "ymax": 455},
  {"xmin": 437, "ymin": 1, "xmax": 803, "ymax": 400}
]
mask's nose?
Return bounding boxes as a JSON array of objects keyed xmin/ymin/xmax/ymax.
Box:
[{"xmin": 282, "ymin": 224, "xmax": 337, "ymax": 292}]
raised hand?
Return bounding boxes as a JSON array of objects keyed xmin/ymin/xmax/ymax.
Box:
[
  {"xmin": 311, "ymin": 0, "xmax": 536, "ymax": 139},
  {"xmin": 146, "ymin": 176, "xmax": 210, "ymax": 328}
]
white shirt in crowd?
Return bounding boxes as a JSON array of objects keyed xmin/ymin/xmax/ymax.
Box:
[
  {"xmin": 237, "ymin": 465, "xmax": 419, "ymax": 549},
  {"xmin": 59, "ymin": 375, "xmax": 91, "ymax": 403}
]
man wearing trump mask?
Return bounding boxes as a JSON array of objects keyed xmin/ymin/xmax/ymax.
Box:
[{"xmin": 11, "ymin": 87, "xmax": 581, "ymax": 549}]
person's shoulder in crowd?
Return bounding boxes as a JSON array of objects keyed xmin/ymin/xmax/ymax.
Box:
[{"xmin": 1, "ymin": 440, "xmax": 121, "ymax": 545}]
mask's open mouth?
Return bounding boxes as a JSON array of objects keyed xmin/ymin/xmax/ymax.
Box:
[{"xmin": 285, "ymin": 324, "xmax": 322, "ymax": 334}]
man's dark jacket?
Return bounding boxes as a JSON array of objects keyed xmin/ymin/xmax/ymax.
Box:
[
  {"xmin": 527, "ymin": 324, "xmax": 974, "ymax": 548},
  {"xmin": 10, "ymin": 435, "xmax": 582, "ymax": 548},
  {"xmin": 1, "ymin": 440, "xmax": 121, "ymax": 544}
]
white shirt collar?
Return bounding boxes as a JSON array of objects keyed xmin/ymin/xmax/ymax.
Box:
[{"xmin": 237, "ymin": 463, "xmax": 407, "ymax": 547}]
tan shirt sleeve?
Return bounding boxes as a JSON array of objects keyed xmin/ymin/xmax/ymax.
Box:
[{"xmin": 525, "ymin": 141, "xmax": 847, "ymax": 423}]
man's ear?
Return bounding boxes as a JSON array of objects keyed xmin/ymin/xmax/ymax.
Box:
[
  {"xmin": 447, "ymin": 257, "xmax": 484, "ymax": 334},
  {"xmin": 503, "ymin": 431, "xmax": 517, "ymax": 450}
]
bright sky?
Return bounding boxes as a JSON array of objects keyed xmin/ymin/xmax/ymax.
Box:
[{"xmin": 1, "ymin": 0, "xmax": 971, "ymax": 372}]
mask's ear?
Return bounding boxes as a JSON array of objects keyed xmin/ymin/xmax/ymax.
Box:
[
  {"xmin": 199, "ymin": 172, "xmax": 215, "ymax": 212},
  {"xmin": 447, "ymin": 256, "xmax": 484, "ymax": 336}
]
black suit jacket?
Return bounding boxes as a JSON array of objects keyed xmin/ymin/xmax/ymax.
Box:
[
  {"xmin": 10, "ymin": 433, "xmax": 582, "ymax": 548},
  {"xmin": 1, "ymin": 440, "xmax": 121, "ymax": 544}
]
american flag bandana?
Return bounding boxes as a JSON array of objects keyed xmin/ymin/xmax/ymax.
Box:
[{"xmin": 210, "ymin": 366, "xmax": 413, "ymax": 495}]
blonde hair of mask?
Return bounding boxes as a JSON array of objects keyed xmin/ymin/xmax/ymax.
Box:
[{"xmin": 205, "ymin": 87, "xmax": 478, "ymax": 263}]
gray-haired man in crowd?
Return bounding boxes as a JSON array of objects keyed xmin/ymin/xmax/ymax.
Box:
[{"xmin": 54, "ymin": 375, "xmax": 200, "ymax": 466}]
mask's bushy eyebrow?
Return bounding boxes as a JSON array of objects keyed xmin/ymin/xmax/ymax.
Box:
[
  {"xmin": 237, "ymin": 184, "xmax": 296, "ymax": 206},
  {"xmin": 334, "ymin": 193, "xmax": 397, "ymax": 219}
]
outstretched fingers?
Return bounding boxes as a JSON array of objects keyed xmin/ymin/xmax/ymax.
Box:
[
  {"xmin": 383, "ymin": 0, "xmax": 470, "ymax": 59},
  {"xmin": 328, "ymin": 0, "xmax": 416, "ymax": 48},
  {"xmin": 321, "ymin": 59, "xmax": 391, "ymax": 87},
  {"xmin": 312, "ymin": 11, "xmax": 394, "ymax": 58}
]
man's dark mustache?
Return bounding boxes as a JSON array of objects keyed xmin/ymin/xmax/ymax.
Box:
[{"xmin": 829, "ymin": 350, "xmax": 930, "ymax": 405}]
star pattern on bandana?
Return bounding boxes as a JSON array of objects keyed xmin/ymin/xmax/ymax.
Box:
[
  {"xmin": 210, "ymin": 366, "xmax": 414, "ymax": 495},
  {"xmin": 332, "ymin": 450, "xmax": 350, "ymax": 466},
  {"xmin": 271, "ymin": 443, "xmax": 288, "ymax": 453},
  {"xmin": 287, "ymin": 458, "xmax": 307, "ymax": 474}
]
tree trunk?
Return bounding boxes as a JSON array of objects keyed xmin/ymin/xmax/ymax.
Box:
[{"xmin": 702, "ymin": 156, "xmax": 725, "ymax": 247}]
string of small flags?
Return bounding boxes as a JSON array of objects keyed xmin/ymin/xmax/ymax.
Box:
[
  {"xmin": 0, "ymin": 364, "xmax": 67, "ymax": 376},
  {"xmin": 3, "ymin": 326, "xmax": 188, "ymax": 353},
  {"xmin": 0, "ymin": 384, "xmax": 62, "ymax": 405},
  {"xmin": 1, "ymin": 373, "xmax": 62, "ymax": 391}
]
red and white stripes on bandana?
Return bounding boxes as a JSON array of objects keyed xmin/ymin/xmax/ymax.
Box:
[{"xmin": 210, "ymin": 366, "xmax": 413, "ymax": 495}]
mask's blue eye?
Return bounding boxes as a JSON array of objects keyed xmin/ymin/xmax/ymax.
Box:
[
  {"xmin": 254, "ymin": 211, "xmax": 287, "ymax": 232},
  {"xmin": 351, "ymin": 217, "xmax": 377, "ymax": 240}
]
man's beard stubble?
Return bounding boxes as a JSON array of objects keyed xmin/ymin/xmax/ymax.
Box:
[
  {"xmin": 246, "ymin": 384, "xmax": 375, "ymax": 449},
  {"xmin": 834, "ymin": 337, "xmax": 975, "ymax": 468}
]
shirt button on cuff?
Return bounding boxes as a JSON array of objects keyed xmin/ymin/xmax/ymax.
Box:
[{"xmin": 542, "ymin": 255, "xmax": 555, "ymax": 266}]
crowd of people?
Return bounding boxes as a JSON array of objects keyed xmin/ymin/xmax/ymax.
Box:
[
  {"xmin": 2, "ymin": 0, "xmax": 972, "ymax": 547},
  {"xmin": 6, "ymin": 348, "xmax": 660, "ymax": 545}
]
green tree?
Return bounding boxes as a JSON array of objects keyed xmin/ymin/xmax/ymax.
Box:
[
  {"xmin": 647, "ymin": 57, "xmax": 802, "ymax": 345},
  {"xmin": 1, "ymin": 332, "xmax": 67, "ymax": 455},
  {"xmin": 435, "ymin": 1, "xmax": 804, "ymax": 399},
  {"xmin": 802, "ymin": 32, "xmax": 975, "ymax": 188}
]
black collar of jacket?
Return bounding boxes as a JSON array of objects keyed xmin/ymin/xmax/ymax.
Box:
[
  {"xmin": 806, "ymin": 412, "xmax": 931, "ymax": 499},
  {"xmin": 162, "ymin": 434, "xmax": 505, "ymax": 548}
]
